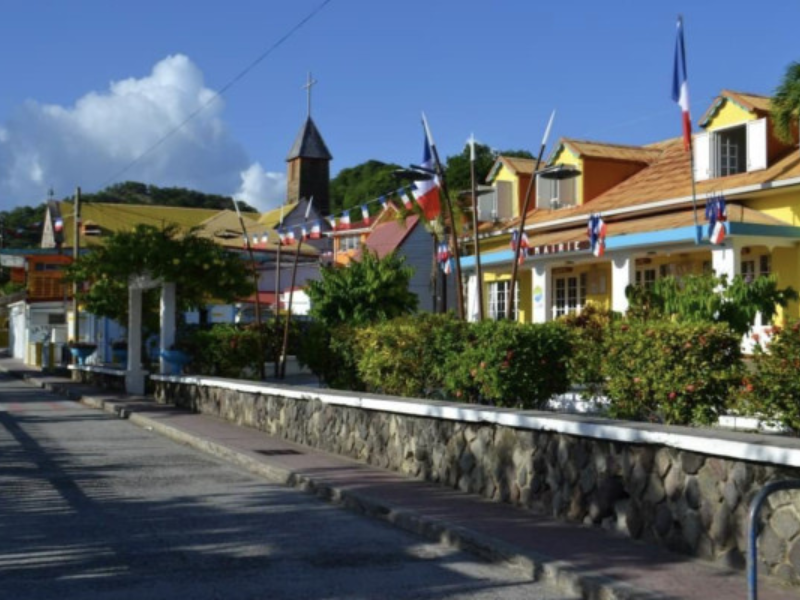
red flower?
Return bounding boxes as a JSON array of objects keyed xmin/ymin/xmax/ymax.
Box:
[
  {"xmin": 685, "ymin": 384, "xmax": 696, "ymax": 393},
  {"xmin": 668, "ymin": 392, "xmax": 677, "ymax": 400}
]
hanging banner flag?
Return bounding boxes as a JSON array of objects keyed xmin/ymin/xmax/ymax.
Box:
[
  {"xmin": 361, "ymin": 204, "xmax": 370, "ymax": 225},
  {"xmin": 398, "ymin": 187, "xmax": 413, "ymax": 210},
  {"xmin": 379, "ymin": 196, "xmax": 388, "ymax": 211},
  {"xmin": 285, "ymin": 229, "xmax": 296, "ymax": 245},
  {"xmin": 325, "ymin": 215, "xmax": 337, "ymax": 230},
  {"xmin": 261, "ymin": 233, "xmax": 269, "ymax": 245},
  {"xmin": 54, "ymin": 217, "xmax": 64, "ymax": 233},
  {"xmin": 310, "ymin": 221, "xmax": 321, "ymax": 239},
  {"xmin": 413, "ymin": 123, "xmax": 442, "ymax": 220},
  {"xmin": 301, "ymin": 225, "xmax": 309, "ymax": 241},
  {"xmin": 340, "ymin": 211, "xmax": 351, "ymax": 230},
  {"xmin": 278, "ymin": 229, "xmax": 286, "ymax": 245},
  {"xmin": 672, "ymin": 17, "xmax": 692, "ymax": 152},
  {"xmin": 587, "ymin": 214, "xmax": 608, "ymax": 257},
  {"xmin": 706, "ymin": 194, "xmax": 727, "ymax": 245}
]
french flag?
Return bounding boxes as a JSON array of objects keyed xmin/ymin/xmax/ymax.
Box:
[
  {"xmin": 310, "ymin": 221, "xmax": 321, "ymax": 239},
  {"xmin": 340, "ymin": 211, "xmax": 351, "ymax": 230},
  {"xmin": 413, "ymin": 123, "xmax": 442, "ymax": 221},
  {"xmin": 671, "ymin": 18, "xmax": 692, "ymax": 152},
  {"xmin": 588, "ymin": 214, "xmax": 608, "ymax": 257},
  {"xmin": 361, "ymin": 204, "xmax": 370, "ymax": 225},
  {"xmin": 707, "ymin": 196, "xmax": 727, "ymax": 244},
  {"xmin": 54, "ymin": 217, "xmax": 64, "ymax": 233}
]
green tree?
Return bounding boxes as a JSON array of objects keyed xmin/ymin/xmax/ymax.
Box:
[
  {"xmin": 306, "ymin": 250, "xmax": 418, "ymax": 327},
  {"xmin": 772, "ymin": 61, "xmax": 800, "ymax": 144},
  {"xmin": 626, "ymin": 273, "xmax": 797, "ymax": 337},
  {"xmin": 80, "ymin": 181, "xmax": 258, "ymax": 212},
  {"xmin": 64, "ymin": 224, "xmax": 253, "ymax": 332},
  {"xmin": 444, "ymin": 145, "xmax": 534, "ymax": 193},
  {"xmin": 329, "ymin": 160, "xmax": 402, "ymax": 214}
]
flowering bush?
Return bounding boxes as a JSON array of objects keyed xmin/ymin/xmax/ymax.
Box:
[
  {"xmin": 297, "ymin": 322, "xmax": 366, "ymax": 391},
  {"xmin": 443, "ymin": 320, "xmax": 572, "ymax": 409},
  {"xmin": 737, "ymin": 322, "xmax": 800, "ymax": 433},
  {"xmin": 603, "ymin": 322, "xmax": 743, "ymax": 425},
  {"xmin": 356, "ymin": 313, "xmax": 467, "ymax": 398},
  {"xmin": 559, "ymin": 304, "xmax": 616, "ymax": 397}
]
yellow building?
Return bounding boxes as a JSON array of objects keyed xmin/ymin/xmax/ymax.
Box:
[{"xmin": 463, "ymin": 90, "xmax": 800, "ymax": 344}]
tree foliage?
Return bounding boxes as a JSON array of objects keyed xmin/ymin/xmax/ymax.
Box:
[
  {"xmin": 771, "ymin": 61, "xmax": 800, "ymax": 144},
  {"xmin": 81, "ymin": 181, "xmax": 256, "ymax": 212},
  {"xmin": 329, "ymin": 160, "xmax": 402, "ymax": 214},
  {"xmin": 64, "ymin": 224, "xmax": 253, "ymax": 331},
  {"xmin": 625, "ymin": 273, "xmax": 797, "ymax": 337},
  {"xmin": 306, "ymin": 250, "xmax": 417, "ymax": 327},
  {"xmin": 444, "ymin": 144, "xmax": 534, "ymax": 192}
]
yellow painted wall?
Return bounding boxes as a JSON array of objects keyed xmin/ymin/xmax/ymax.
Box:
[
  {"xmin": 704, "ymin": 99, "xmax": 755, "ymax": 131},
  {"xmin": 745, "ymin": 191, "xmax": 800, "ymax": 226},
  {"xmin": 550, "ymin": 146, "xmax": 584, "ymax": 205},
  {"xmin": 481, "ymin": 271, "xmax": 530, "ymax": 323},
  {"xmin": 494, "ymin": 164, "xmax": 521, "ymax": 218},
  {"xmin": 772, "ymin": 246, "xmax": 800, "ymax": 323}
]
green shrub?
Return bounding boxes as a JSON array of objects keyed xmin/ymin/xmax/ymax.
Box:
[
  {"xmin": 356, "ymin": 313, "xmax": 467, "ymax": 398},
  {"xmin": 443, "ymin": 320, "xmax": 572, "ymax": 409},
  {"xmin": 738, "ymin": 322, "xmax": 800, "ymax": 433},
  {"xmin": 603, "ymin": 321, "xmax": 743, "ymax": 425},
  {"xmin": 559, "ymin": 304, "xmax": 616, "ymax": 396},
  {"xmin": 188, "ymin": 321, "xmax": 301, "ymax": 379},
  {"xmin": 297, "ymin": 322, "xmax": 366, "ymax": 391}
]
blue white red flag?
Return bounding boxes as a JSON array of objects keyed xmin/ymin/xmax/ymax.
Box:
[
  {"xmin": 413, "ymin": 120, "xmax": 442, "ymax": 220},
  {"xmin": 705, "ymin": 194, "xmax": 727, "ymax": 245},
  {"xmin": 588, "ymin": 214, "xmax": 608, "ymax": 257},
  {"xmin": 379, "ymin": 196, "xmax": 388, "ymax": 211},
  {"xmin": 285, "ymin": 229, "xmax": 296, "ymax": 245},
  {"xmin": 361, "ymin": 204, "xmax": 370, "ymax": 225},
  {"xmin": 672, "ymin": 18, "xmax": 692, "ymax": 151},
  {"xmin": 54, "ymin": 217, "xmax": 64, "ymax": 232},
  {"xmin": 310, "ymin": 221, "xmax": 321, "ymax": 239},
  {"xmin": 340, "ymin": 211, "xmax": 351, "ymax": 230},
  {"xmin": 301, "ymin": 225, "xmax": 308, "ymax": 241}
]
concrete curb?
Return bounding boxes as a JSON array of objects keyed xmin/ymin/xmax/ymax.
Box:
[{"xmin": 5, "ymin": 369, "xmax": 690, "ymax": 599}]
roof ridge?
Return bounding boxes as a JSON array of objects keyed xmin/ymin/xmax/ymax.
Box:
[{"xmin": 562, "ymin": 138, "xmax": 660, "ymax": 152}]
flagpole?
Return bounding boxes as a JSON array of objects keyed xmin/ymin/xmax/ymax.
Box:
[
  {"xmin": 423, "ymin": 113, "xmax": 465, "ymax": 320},
  {"xmin": 675, "ymin": 15, "xmax": 701, "ymax": 244},
  {"xmin": 273, "ymin": 205, "xmax": 284, "ymax": 378},
  {"xmin": 507, "ymin": 110, "xmax": 555, "ymax": 320},
  {"xmin": 468, "ymin": 134, "xmax": 485, "ymax": 321},
  {"xmin": 279, "ymin": 197, "xmax": 312, "ymax": 379},
  {"xmin": 233, "ymin": 198, "xmax": 266, "ymax": 380}
]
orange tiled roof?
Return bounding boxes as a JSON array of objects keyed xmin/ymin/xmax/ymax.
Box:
[
  {"xmin": 699, "ymin": 90, "xmax": 771, "ymax": 127},
  {"xmin": 477, "ymin": 137, "xmax": 800, "ymax": 238},
  {"xmin": 558, "ymin": 139, "xmax": 662, "ymax": 164}
]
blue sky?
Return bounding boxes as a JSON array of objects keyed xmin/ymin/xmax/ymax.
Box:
[{"xmin": 1, "ymin": 0, "xmax": 798, "ymax": 211}]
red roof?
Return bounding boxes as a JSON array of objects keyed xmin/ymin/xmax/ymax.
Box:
[
  {"xmin": 240, "ymin": 291, "xmax": 280, "ymax": 306},
  {"xmin": 364, "ymin": 215, "xmax": 419, "ymax": 258}
]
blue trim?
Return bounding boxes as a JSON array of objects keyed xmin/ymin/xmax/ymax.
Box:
[{"xmin": 461, "ymin": 222, "xmax": 800, "ymax": 270}]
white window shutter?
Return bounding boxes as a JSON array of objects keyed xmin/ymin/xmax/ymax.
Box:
[
  {"xmin": 693, "ymin": 131, "xmax": 711, "ymax": 181},
  {"xmin": 747, "ymin": 118, "xmax": 767, "ymax": 172},
  {"xmin": 496, "ymin": 181, "xmax": 513, "ymax": 219}
]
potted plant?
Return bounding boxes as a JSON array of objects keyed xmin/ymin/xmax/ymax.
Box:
[{"xmin": 68, "ymin": 340, "xmax": 97, "ymax": 365}]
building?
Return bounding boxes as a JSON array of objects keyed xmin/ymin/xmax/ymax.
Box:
[{"xmin": 463, "ymin": 90, "xmax": 800, "ymax": 344}]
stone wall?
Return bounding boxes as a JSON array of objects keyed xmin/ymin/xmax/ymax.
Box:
[{"xmin": 154, "ymin": 379, "xmax": 800, "ymax": 585}]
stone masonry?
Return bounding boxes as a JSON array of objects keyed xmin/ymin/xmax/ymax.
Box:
[{"xmin": 155, "ymin": 380, "xmax": 800, "ymax": 585}]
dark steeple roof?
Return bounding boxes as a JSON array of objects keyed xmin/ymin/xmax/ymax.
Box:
[{"xmin": 286, "ymin": 116, "xmax": 332, "ymax": 161}]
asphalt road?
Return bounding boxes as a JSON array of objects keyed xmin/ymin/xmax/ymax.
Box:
[{"xmin": 0, "ymin": 374, "xmax": 569, "ymax": 600}]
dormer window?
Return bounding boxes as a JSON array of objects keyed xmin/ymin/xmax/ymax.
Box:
[
  {"xmin": 694, "ymin": 118, "xmax": 767, "ymax": 181},
  {"xmin": 536, "ymin": 177, "xmax": 577, "ymax": 210},
  {"xmin": 477, "ymin": 181, "xmax": 513, "ymax": 222}
]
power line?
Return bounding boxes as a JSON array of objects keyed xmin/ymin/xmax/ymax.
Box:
[{"xmin": 101, "ymin": 0, "xmax": 334, "ymax": 189}]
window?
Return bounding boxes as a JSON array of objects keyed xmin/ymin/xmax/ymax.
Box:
[
  {"xmin": 694, "ymin": 118, "xmax": 767, "ymax": 181},
  {"xmin": 635, "ymin": 268, "xmax": 657, "ymax": 289},
  {"xmin": 552, "ymin": 273, "xmax": 587, "ymax": 318},
  {"xmin": 741, "ymin": 254, "xmax": 771, "ymax": 282},
  {"xmin": 537, "ymin": 176, "xmax": 577, "ymax": 210},
  {"xmin": 477, "ymin": 181, "xmax": 513, "ymax": 221},
  {"xmin": 47, "ymin": 313, "xmax": 66, "ymax": 325},
  {"xmin": 488, "ymin": 281, "xmax": 518, "ymax": 320},
  {"xmin": 339, "ymin": 236, "xmax": 360, "ymax": 252}
]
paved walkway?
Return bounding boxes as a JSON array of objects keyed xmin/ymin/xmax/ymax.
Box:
[{"xmin": 0, "ymin": 355, "xmax": 796, "ymax": 600}]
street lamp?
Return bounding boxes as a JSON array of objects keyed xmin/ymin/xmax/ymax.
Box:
[{"xmin": 507, "ymin": 162, "xmax": 581, "ymax": 320}]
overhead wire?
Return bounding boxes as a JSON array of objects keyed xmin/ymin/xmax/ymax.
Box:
[{"xmin": 100, "ymin": 0, "xmax": 334, "ymax": 189}]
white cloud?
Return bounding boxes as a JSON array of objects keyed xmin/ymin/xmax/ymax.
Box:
[
  {"xmin": 0, "ymin": 54, "xmax": 284, "ymax": 209},
  {"xmin": 235, "ymin": 163, "xmax": 286, "ymax": 212}
]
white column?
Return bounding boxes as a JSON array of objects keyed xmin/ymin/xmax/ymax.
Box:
[
  {"xmin": 159, "ymin": 282, "xmax": 177, "ymax": 374},
  {"xmin": 125, "ymin": 287, "xmax": 145, "ymax": 395},
  {"xmin": 611, "ymin": 254, "xmax": 636, "ymax": 314},
  {"xmin": 466, "ymin": 275, "xmax": 479, "ymax": 322},
  {"xmin": 711, "ymin": 241, "xmax": 741, "ymax": 282},
  {"xmin": 532, "ymin": 264, "xmax": 551, "ymax": 323}
]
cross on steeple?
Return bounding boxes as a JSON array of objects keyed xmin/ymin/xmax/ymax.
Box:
[{"xmin": 302, "ymin": 72, "xmax": 317, "ymax": 118}]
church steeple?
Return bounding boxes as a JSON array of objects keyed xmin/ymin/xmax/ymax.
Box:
[{"xmin": 286, "ymin": 72, "xmax": 332, "ymax": 215}]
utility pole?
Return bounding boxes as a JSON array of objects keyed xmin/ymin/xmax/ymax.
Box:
[
  {"xmin": 469, "ymin": 134, "xmax": 485, "ymax": 321},
  {"xmin": 72, "ymin": 187, "xmax": 81, "ymax": 346}
]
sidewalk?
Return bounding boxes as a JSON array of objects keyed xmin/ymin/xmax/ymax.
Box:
[{"xmin": 1, "ymin": 355, "xmax": 796, "ymax": 600}]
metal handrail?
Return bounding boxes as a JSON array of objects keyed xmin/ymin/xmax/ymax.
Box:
[{"xmin": 747, "ymin": 479, "xmax": 800, "ymax": 600}]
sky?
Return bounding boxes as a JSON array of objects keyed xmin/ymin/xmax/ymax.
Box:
[{"xmin": 0, "ymin": 0, "xmax": 798, "ymax": 212}]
